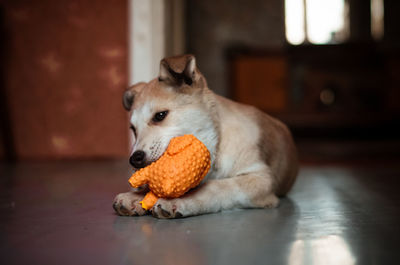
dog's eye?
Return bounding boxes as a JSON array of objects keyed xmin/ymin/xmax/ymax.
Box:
[
  {"xmin": 130, "ymin": 125, "xmax": 137, "ymax": 136},
  {"xmin": 153, "ymin": 111, "xmax": 168, "ymax": 122}
]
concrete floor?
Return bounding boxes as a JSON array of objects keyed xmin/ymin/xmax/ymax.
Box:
[{"xmin": 0, "ymin": 160, "xmax": 399, "ymax": 265}]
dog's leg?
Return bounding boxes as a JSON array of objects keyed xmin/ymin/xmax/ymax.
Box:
[
  {"xmin": 152, "ymin": 173, "xmax": 279, "ymax": 219},
  {"xmin": 113, "ymin": 188, "xmax": 149, "ymax": 216}
]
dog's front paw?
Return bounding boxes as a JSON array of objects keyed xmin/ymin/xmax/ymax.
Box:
[
  {"xmin": 151, "ymin": 198, "xmax": 184, "ymax": 219},
  {"xmin": 113, "ymin": 191, "xmax": 148, "ymax": 216}
]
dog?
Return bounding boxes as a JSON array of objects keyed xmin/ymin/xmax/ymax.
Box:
[{"xmin": 113, "ymin": 54, "xmax": 298, "ymax": 219}]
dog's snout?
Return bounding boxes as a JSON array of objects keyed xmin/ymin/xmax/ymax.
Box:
[{"xmin": 130, "ymin": 150, "xmax": 146, "ymax": 168}]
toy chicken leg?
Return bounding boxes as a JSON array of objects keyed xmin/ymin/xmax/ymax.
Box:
[{"xmin": 128, "ymin": 134, "xmax": 211, "ymax": 210}]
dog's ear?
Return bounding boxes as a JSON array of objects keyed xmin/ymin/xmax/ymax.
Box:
[
  {"xmin": 159, "ymin": 54, "xmax": 198, "ymax": 87},
  {"xmin": 123, "ymin": 82, "xmax": 146, "ymax": 110}
]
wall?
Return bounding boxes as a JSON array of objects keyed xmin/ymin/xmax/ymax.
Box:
[
  {"xmin": 186, "ymin": 0, "xmax": 286, "ymax": 97},
  {"xmin": 1, "ymin": 0, "xmax": 129, "ymax": 160}
]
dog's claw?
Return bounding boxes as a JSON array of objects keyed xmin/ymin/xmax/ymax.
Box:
[{"xmin": 151, "ymin": 200, "xmax": 184, "ymax": 219}]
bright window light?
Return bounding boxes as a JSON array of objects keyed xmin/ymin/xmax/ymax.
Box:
[
  {"xmin": 306, "ymin": 0, "xmax": 346, "ymax": 44},
  {"xmin": 285, "ymin": 0, "xmax": 305, "ymax": 45},
  {"xmin": 371, "ymin": 0, "xmax": 384, "ymax": 40},
  {"xmin": 285, "ymin": 0, "xmax": 348, "ymax": 45}
]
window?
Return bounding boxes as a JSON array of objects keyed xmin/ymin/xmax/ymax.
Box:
[
  {"xmin": 285, "ymin": 0, "xmax": 349, "ymax": 45},
  {"xmin": 286, "ymin": 0, "xmax": 385, "ymax": 45},
  {"xmin": 371, "ymin": 0, "xmax": 384, "ymax": 40},
  {"xmin": 285, "ymin": 0, "xmax": 305, "ymax": 45}
]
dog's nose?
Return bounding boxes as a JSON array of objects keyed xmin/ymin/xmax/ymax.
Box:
[{"xmin": 130, "ymin": 150, "xmax": 146, "ymax": 168}]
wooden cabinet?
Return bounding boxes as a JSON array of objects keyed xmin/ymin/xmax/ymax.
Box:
[
  {"xmin": 231, "ymin": 55, "xmax": 288, "ymax": 113},
  {"xmin": 229, "ymin": 45, "xmax": 400, "ymax": 137}
]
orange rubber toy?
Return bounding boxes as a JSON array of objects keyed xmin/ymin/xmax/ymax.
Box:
[{"xmin": 128, "ymin": 134, "xmax": 211, "ymax": 210}]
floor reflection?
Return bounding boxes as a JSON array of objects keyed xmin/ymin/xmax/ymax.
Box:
[
  {"xmin": 289, "ymin": 235, "xmax": 355, "ymax": 265},
  {"xmin": 289, "ymin": 168, "xmax": 358, "ymax": 265}
]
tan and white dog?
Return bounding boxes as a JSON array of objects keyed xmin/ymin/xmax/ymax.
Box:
[{"xmin": 113, "ymin": 54, "xmax": 298, "ymax": 219}]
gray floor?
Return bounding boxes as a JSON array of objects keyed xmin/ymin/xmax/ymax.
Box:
[{"xmin": 1, "ymin": 160, "xmax": 400, "ymax": 265}]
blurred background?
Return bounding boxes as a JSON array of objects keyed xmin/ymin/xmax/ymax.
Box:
[{"xmin": 1, "ymin": 0, "xmax": 399, "ymax": 163}]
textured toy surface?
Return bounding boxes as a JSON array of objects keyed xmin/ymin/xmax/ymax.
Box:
[{"xmin": 128, "ymin": 134, "xmax": 211, "ymax": 210}]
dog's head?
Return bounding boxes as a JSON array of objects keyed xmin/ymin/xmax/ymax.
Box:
[{"xmin": 123, "ymin": 54, "xmax": 212, "ymax": 169}]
